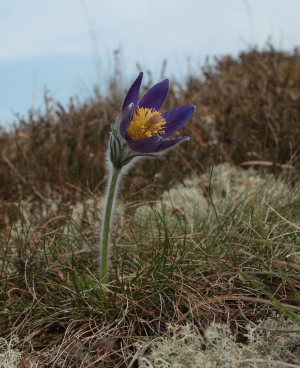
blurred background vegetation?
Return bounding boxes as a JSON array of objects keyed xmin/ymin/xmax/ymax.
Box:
[{"xmin": 1, "ymin": 45, "xmax": 300, "ymax": 218}]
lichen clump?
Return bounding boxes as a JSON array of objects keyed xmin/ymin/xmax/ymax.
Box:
[{"xmin": 137, "ymin": 318, "xmax": 300, "ymax": 368}]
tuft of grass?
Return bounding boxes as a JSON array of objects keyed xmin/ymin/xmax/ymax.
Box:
[{"xmin": 1, "ymin": 164, "xmax": 299, "ymax": 366}]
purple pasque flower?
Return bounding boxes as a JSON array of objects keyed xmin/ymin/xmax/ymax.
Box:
[{"xmin": 119, "ymin": 72, "xmax": 196, "ymax": 154}]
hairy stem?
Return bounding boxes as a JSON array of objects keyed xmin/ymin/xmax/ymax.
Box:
[{"xmin": 99, "ymin": 165, "xmax": 121, "ymax": 283}]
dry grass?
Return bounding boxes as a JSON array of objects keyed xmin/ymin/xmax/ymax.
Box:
[{"xmin": 1, "ymin": 163, "xmax": 300, "ymax": 366}]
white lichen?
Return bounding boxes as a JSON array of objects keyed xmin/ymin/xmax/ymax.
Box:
[
  {"xmin": 133, "ymin": 163, "xmax": 300, "ymax": 236},
  {"xmin": 0, "ymin": 337, "xmax": 22, "ymax": 368},
  {"xmin": 137, "ymin": 317, "xmax": 300, "ymax": 368},
  {"xmin": 134, "ymin": 176, "xmax": 208, "ymax": 234}
]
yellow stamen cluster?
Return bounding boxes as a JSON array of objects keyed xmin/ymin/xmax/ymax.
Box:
[{"xmin": 127, "ymin": 107, "xmax": 166, "ymax": 140}]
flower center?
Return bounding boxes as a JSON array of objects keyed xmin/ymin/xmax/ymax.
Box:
[{"xmin": 127, "ymin": 107, "xmax": 166, "ymax": 140}]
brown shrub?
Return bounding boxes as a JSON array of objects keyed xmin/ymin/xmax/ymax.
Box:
[{"xmin": 1, "ymin": 45, "xmax": 300, "ymax": 208}]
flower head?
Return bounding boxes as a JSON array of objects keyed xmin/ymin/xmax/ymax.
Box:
[
  {"xmin": 119, "ymin": 72, "xmax": 196, "ymax": 154},
  {"xmin": 109, "ymin": 73, "xmax": 195, "ymax": 168}
]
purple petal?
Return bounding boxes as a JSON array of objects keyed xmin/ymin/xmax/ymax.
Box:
[
  {"xmin": 153, "ymin": 136, "xmax": 190, "ymax": 152},
  {"xmin": 126, "ymin": 135, "xmax": 160, "ymax": 153},
  {"xmin": 161, "ymin": 105, "xmax": 196, "ymax": 138},
  {"xmin": 138, "ymin": 79, "xmax": 169, "ymax": 111},
  {"xmin": 119, "ymin": 103, "xmax": 135, "ymax": 138},
  {"xmin": 122, "ymin": 72, "xmax": 143, "ymax": 111}
]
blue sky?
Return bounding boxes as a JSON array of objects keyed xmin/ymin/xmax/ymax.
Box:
[{"xmin": 1, "ymin": 0, "xmax": 300, "ymax": 127}]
